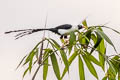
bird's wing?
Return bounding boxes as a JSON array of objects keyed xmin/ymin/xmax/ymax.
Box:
[{"xmin": 55, "ymin": 24, "xmax": 72, "ymax": 29}]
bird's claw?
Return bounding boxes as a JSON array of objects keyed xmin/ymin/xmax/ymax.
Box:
[{"xmin": 61, "ymin": 39, "xmax": 69, "ymax": 49}]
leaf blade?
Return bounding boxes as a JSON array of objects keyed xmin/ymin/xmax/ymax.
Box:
[
  {"xmin": 82, "ymin": 54, "xmax": 98, "ymax": 79},
  {"xmin": 50, "ymin": 53, "xmax": 61, "ymax": 80},
  {"xmin": 61, "ymin": 51, "xmax": 78, "ymax": 79},
  {"xmin": 43, "ymin": 59, "xmax": 48, "ymax": 80},
  {"xmin": 50, "ymin": 38, "xmax": 69, "ymax": 74},
  {"xmin": 95, "ymin": 28, "xmax": 117, "ymax": 53},
  {"xmin": 78, "ymin": 55, "xmax": 85, "ymax": 80},
  {"xmin": 16, "ymin": 55, "xmax": 27, "ymax": 69},
  {"xmin": 23, "ymin": 67, "xmax": 29, "ymax": 78}
]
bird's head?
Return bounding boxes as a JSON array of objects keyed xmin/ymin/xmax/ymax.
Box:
[{"xmin": 77, "ymin": 25, "xmax": 87, "ymax": 29}]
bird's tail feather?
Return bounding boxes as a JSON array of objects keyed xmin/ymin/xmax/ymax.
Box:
[{"xmin": 5, "ymin": 28, "xmax": 49, "ymax": 39}]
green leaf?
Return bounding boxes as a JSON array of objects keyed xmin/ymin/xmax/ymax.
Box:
[
  {"xmin": 104, "ymin": 59, "xmax": 117, "ymax": 80},
  {"xmin": 85, "ymin": 29, "xmax": 92, "ymax": 43},
  {"xmin": 90, "ymin": 31, "xmax": 102, "ymax": 54},
  {"xmin": 91, "ymin": 34, "xmax": 97, "ymax": 43},
  {"xmin": 107, "ymin": 60, "xmax": 117, "ymax": 75},
  {"xmin": 86, "ymin": 52, "xmax": 101, "ymax": 66},
  {"xmin": 82, "ymin": 19, "xmax": 88, "ymax": 27},
  {"xmin": 68, "ymin": 32, "xmax": 76, "ymax": 54},
  {"xmin": 97, "ymin": 39, "xmax": 106, "ymax": 70},
  {"xmin": 29, "ymin": 51, "xmax": 35, "ymax": 72},
  {"xmin": 118, "ymin": 65, "xmax": 120, "ymax": 80},
  {"xmin": 43, "ymin": 49, "xmax": 53, "ymax": 66},
  {"xmin": 69, "ymin": 31, "xmax": 76, "ymax": 45},
  {"xmin": 78, "ymin": 33, "xmax": 86, "ymax": 44},
  {"xmin": 82, "ymin": 54, "xmax": 98, "ymax": 79},
  {"xmin": 43, "ymin": 48, "xmax": 50, "ymax": 80},
  {"xmin": 100, "ymin": 26, "xmax": 120, "ymax": 35},
  {"xmin": 95, "ymin": 28, "xmax": 117, "ymax": 53},
  {"xmin": 102, "ymin": 76, "xmax": 107, "ymax": 80},
  {"xmin": 61, "ymin": 51, "xmax": 78, "ymax": 79},
  {"xmin": 23, "ymin": 40, "xmax": 44, "ymax": 66},
  {"xmin": 50, "ymin": 53, "xmax": 61, "ymax": 80},
  {"xmin": 78, "ymin": 30, "xmax": 91, "ymax": 48},
  {"xmin": 43, "ymin": 58, "xmax": 48, "ymax": 80},
  {"xmin": 50, "ymin": 38, "xmax": 60, "ymax": 49},
  {"xmin": 23, "ymin": 67, "xmax": 29, "ymax": 78},
  {"xmin": 78, "ymin": 55, "xmax": 85, "ymax": 80},
  {"xmin": 16, "ymin": 55, "xmax": 27, "ymax": 69},
  {"xmin": 106, "ymin": 68, "xmax": 116, "ymax": 80},
  {"xmin": 60, "ymin": 50, "xmax": 69, "ymax": 72},
  {"xmin": 23, "ymin": 51, "xmax": 34, "ymax": 66},
  {"xmin": 50, "ymin": 38, "xmax": 69, "ymax": 74}
]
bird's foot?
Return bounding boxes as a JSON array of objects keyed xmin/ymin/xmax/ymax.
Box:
[
  {"xmin": 61, "ymin": 39, "xmax": 69, "ymax": 49},
  {"xmin": 64, "ymin": 39, "xmax": 69, "ymax": 45}
]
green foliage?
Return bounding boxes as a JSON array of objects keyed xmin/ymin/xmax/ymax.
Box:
[
  {"xmin": 82, "ymin": 54, "xmax": 98, "ymax": 79},
  {"xmin": 50, "ymin": 51, "xmax": 61, "ymax": 80},
  {"xmin": 16, "ymin": 20, "xmax": 120, "ymax": 80},
  {"xmin": 78, "ymin": 55, "xmax": 85, "ymax": 80}
]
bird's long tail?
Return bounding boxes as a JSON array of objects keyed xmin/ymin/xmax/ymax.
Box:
[{"xmin": 5, "ymin": 28, "xmax": 50, "ymax": 39}]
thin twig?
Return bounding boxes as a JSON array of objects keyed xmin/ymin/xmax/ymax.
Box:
[
  {"xmin": 38, "ymin": 42, "xmax": 44, "ymax": 64},
  {"xmin": 32, "ymin": 64, "xmax": 42, "ymax": 80},
  {"xmin": 38, "ymin": 14, "xmax": 48, "ymax": 64},
  {"xmin": 32, "ymin": 14, "xmax": 48, "ymax": 80}
]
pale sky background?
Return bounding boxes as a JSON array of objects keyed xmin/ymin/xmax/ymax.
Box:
[{"xmin": 0, "ymin": 0, "xmax": 120, "ymax": 80}]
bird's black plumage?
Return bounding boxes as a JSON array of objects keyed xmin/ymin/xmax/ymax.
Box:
[
  {"xmin": 5, "ymin": 24, "xmax": 83, "ymax": 39},
  {"xmin": 48, "ymin": 24, "xmax": 72, "ymax": 35},
  {"xmin": 55, "ymin": 24, "xmax": 72, "ymax": 29}
]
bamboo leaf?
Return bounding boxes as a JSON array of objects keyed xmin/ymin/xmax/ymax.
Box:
[
  {"xmin": 98, "ymin": 26, "xmax": 120, "ymax": 35},
  {"xmin": 23, "ymin": 51, "xmax": 34, "ymax": 66},
  {"xmin": 43, "ymin": 48, "xmax": 53, "ymax": 62},
  {"xmin": 97, "ymin": 39, "xmax": 106, "ymax": 70},
  {"xmin": 118, "ymin": 65, "xmax": 120, "ymax": 80},
  {"xmin": 82, "ymin": 54, "xmax": 98, "ymax": 79},
  {"xmin": 86, "ymin": 52, "xmax": 101, "ymax": 66},
  {"xmin": 23, "ymin": 40, "xmax": 45, "ymax": 66},
  {"xmin": 69, "ymin": 32, "xmax": 76, "ymax": 54},
  {"xmin": 95, "ymin": 29, "xmax": 117, "ymax": 53},
  {"xmin": 23, "ymin": 67, "xmax": 29, "ymax": 78},
  {"xmin": 78, "ymin": 33, "xmax": 86, "ymax": 44},
  {"xmin": 107, "ymin": 60, "xmax": 117, "ymax": 75},
  {"xmin": 50, "ymin": 38, "xmax": 69, "ymax": 74},
  {"xmin": 43, "ymin": 49, "xmax": 50, "ymax": 80},
  {"xmin": 78, "ymin": 55, "xmax": 85, "ymax": 80},
  {"xmin": 69, "ymin": 31, "xmax": 76, "ymax": 45},
  {"xmin": 50, "ymin": 38, "xmax": 60, "ymax": 49},
  {"xmin": 16, "ymin": 55, "xmax": 27, "ymax": 69},
  {"xmin": 61, "ymin": 51, "xmax": 78, "ymax": 79},
  {"xmin": 50, "ymin": 53, "xmax": 61, "ymax": 80},
  {"xmin": 29, "ymin": 51, "xmax": 35, "ymax": 72},
  {"xmin": 60, "ymin": 50, "xmax": 69, "ymax": 73},
  {"xmin": 43, "ymin": 58, "xmax": 48, "ymax": 80},
  {"xmin": 106, "ymin": 68, "xmax": 116, "ymax": 80},
  {"xmin": 91, "ymin": 34, "xmax": 97, "ymax": 43},
  {"xmin": 84, "ymin": 29, "xmax": 92, "ymax": 43},
  {"xmin": 82, "ymin": 19, "xmax": 88, "ymax": 27},
  {"xmin": 102, "ymin": 76, "xmax": 107, "ymax": 80},
  {"xmin": 90, "ymin": 31, "xmax": 102, "ymax": 54}
]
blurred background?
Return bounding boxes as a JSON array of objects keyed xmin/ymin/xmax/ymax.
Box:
[{"xmin": 0, "ymin": 0, "xmax": 120, "ymax": 80}]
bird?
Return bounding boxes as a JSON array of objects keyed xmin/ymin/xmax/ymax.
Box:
[{"xmin": 5, "ymin": 24, "xmax": 86, "ymax": 39}]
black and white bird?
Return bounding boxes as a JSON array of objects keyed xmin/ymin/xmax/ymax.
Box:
[{"xmin": 5, "ymin": 24, "xmax": 86, "ymax": 39}]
